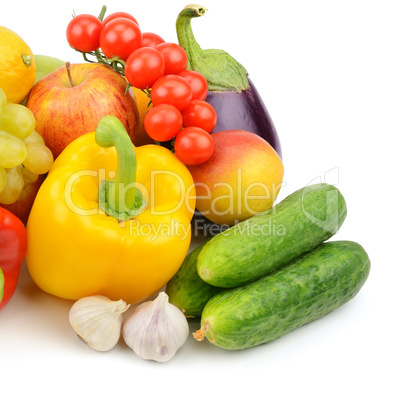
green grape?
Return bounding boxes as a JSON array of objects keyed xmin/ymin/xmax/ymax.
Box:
[
  {"xmin": 0, "ymin": 89, "xmax": 7, "ymax": 112},
  {"xmin": 20, "ymin": 166, "xmax": 39, "ymax": 185},
  {"xmin": 0, "ymin": 167, "xmax": 24, "ymax": 205},
  {"xmin": 0, "ymin": 103, "xmax": 36, "ymax": 140},
  {"xmin": 0, "ymin": 167, "xmax": 6, "ymax": 193},
  {"xmin": 23, "ymin": 130, "xmax": 45, "ymax": 145},
  {"xmin": 23, "ymin": 143, "xmax": 54, "ymax": 175},
  {"xmin": 0, "ymin": 131, "xmax": 28, "ymax": 168}
]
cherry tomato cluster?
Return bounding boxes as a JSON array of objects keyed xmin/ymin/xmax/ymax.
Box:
[
  {"xmin": 66, "ymin": 9, "xmax": 164, "ymax": 65},
  {"xmin": 66, "ymin": 7, "xmax": 216, "ymax": 165},
  {"xmin": 127, "ymin": 47, "xmax": 217, "ymax": 165},
  {"xmin": 144, "ymin": 72, "xmax": 217, "ymax": 166}
]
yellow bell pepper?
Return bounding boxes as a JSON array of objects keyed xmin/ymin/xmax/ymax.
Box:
[{"xmin": 26, "ymin": 116, "xmax": 196, "ymax": 304}]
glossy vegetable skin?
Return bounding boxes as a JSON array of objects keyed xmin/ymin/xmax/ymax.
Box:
[
  {"xmin": 26, "ymin": 116, "xmax": 196, "ymax": 304},
  {"xmin": 66, "ymin": 14, "xmax": 103, "ymax": 53},
  {"xmin": 165, "ymin": 242, "xmax": 223, "ymax": 317},
  {"xmin": 100, "ymin": 18, "xmax": 142, "ymax": 61},
  {"xmin": 197, "ymin": 183, "xmax": 347, "ymax": 288},
  {"xmin": 206, "ymin": 79, "xmax": 281, "ymax": 157},
  {"xmin": 176, "ymin": 5, "xmax": 282, "ymax": 158},
  {"xmin": 0, "ymin": 207, "xmax": 27, "ymax": 310},
  {"xmin": 195, "ymin": 241, "xmax": 370, "ymax": 350}
]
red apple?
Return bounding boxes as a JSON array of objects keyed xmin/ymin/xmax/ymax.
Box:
[
  {"xmin": 26, "ymin": 63, "xmax": 139, "ymax": 158},
  {"xmin": 188, "ymin": 130, "xmax": 285, "ymax": 226},
  {"xmin": 0, "ymin": 175, "xmax": 44, "ymax": 225}
]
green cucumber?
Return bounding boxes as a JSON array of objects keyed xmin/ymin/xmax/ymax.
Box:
[
  {"xmin": 197, "ymin": 183, "xmax": 347, "ymax": 288},
  {"xmin": 194, "ymin": 241, "xmax": 370, "ymax": 350},
  {"xmin": 166, "ymin": 243, "xmax": 223, "ymax": 317}
]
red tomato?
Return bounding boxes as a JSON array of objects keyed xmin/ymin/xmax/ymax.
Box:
[
  {"xmin": 144, "ymin": 104, "xmax": 183, "ymax": 142},
  {"xmin": 125, "ymin": 47, "xmax": 165, "ymax": 89},
  {"xmin": 178, "ymin": 70, "xmax": 209, "ymax": 101},
  {"xmin": 181, "ymin": 100, "xmax": 217, "ymax": 133},
  {"xmin": 102, "ymin": 11, "xmax": 139, "ymax": 27},
  {"xmin": 100, "ymin": 18, "xmax": 142, "ymax": 60},
  {"xmin": 155, "ymin": 43, "xmax": 188, "ymax": 75},
  {"xmin": 174, "ymin": 127, "xmax": 214, "ymax": 165},
  {"xmin": 66, "ymin": 14, "xmax": 103, "ymax": 52},
  {"xmin": 142, "ymin": 32, "xmax": 165, "ymax": 48},
  {"xmin": 151, "ymin": 75, "xmax": 192, "ymax": 111}
]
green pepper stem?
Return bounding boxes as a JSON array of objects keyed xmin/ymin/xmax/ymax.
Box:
[
  {"xmin": 96, "ymin": 116, "xmax": 147, "ymax": 221},
  {"xmin": 176, "ymin": 4, "xmax": 249, "ymax": 92}
]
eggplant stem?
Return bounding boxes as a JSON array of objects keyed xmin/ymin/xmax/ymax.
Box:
[
  {"xmin": 176, "ymin": 5, "xmax": 206, "ymax": 70},
  {"xmin": 176, "ymin": 4, "xmax": 249, "ymax": 92}
]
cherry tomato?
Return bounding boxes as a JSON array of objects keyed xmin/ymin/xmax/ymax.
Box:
[
  {"xmin": 174, "ymin": 127, "xmax": 214, "ymax": 165},
  {"xmin": 100, "ymin": 18, "xmax": 142, "ymax": 60},
  {"xmin": 142, "ymin": 32, "xmax": 165, "ymax": 48},
  {"xmin": 66, "ymin": 14, "xmax": 103, "ymax": 52},
  {"xmin": 102, "ymin": 12, "xmax": 139, "ymax": 27},
  {"xmin": 155, "ymin": 43, "xmax": 188, "ymax": 75},
  {"xmin": 181, "ymin": 100, "xmax": 217, "ymax": 133},
  {"xmin": 178, "ymin": 70, "xmax": 209, "ymax": 101},
  {"xmin": 144, "ymin": 104, "xmax": 183, "ymax": 142},
  {"xmin": 125, "ymin": 47, "xmax": 165, "ymax": 89},
  {"xmin": 151, "ymin": 75, "xmax": 192, "ymax": 111}
]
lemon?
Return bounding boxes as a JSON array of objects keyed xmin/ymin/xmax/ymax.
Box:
[
  {"xmin": 0, "ymin": 27, "xmax": 36, "ymax": 104},
  {"xmin": 132, "ymin": 86, "xmax": 155, "ymax": 146}
]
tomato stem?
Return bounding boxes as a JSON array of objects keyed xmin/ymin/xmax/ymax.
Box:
[
  {"xmin": 0, "ymin": 268, "xmax": 4, "ymax": 304},
  {"xmin": 94, "ymin": 49, "xmax": 108, "ymax": 64},
  {"xmin": 98, "ymin": 5, "xmax": 107, "ymax": 21}
]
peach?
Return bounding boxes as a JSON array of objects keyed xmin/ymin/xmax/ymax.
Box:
[{"xmin": 188, "ymin": 130, "xmax": 284, "ymax": 226}]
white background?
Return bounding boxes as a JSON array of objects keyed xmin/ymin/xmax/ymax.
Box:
[{"xmin": 1, "ymin": 0, "xmax": 401, "ymax": 401}]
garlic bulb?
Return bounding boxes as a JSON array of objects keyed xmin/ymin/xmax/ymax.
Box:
[
  {"xmin": 69, "ymin": 295, "xmax": 130, "ymax": 352},
  {"xmin": 123, "ymin": 292, "xmax": 189, "ymax": 362}
]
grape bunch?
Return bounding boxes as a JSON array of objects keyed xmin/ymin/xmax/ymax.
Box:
[{"xmin": 0, "ymin": 89, "xmax": 53, "ymax": 204}]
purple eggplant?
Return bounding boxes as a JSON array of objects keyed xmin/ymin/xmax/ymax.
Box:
[
  {"xmin": 205, "ymin": 79, "xmax": 282, "ymax": 157},
  {"xmin": 176, "ymin": 5, "xmax": 282, "ymax": 158}
]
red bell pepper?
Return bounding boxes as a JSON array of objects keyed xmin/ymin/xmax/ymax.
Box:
[{"xmin": 0, "ymin": 207, "xmax": 27, "ymax": 310}]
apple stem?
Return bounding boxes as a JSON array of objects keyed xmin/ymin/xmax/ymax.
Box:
[
  {"xmin": 65, "ymin": 62, "xmax": 75, "ymax": 87},
  {"xmin": 95, "ymin": 116, "xmax": 147, "ymax": 221}
]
